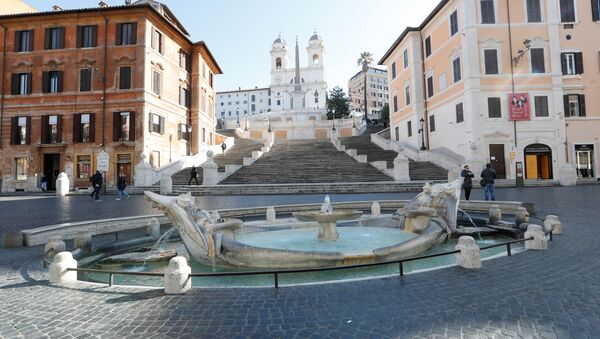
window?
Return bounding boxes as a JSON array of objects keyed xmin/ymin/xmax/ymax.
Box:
[
  {"xmin": 275, "ymin": 57, "xmax": 282, "ymax": 69},
  {"xmin": 179, "ymin": 86, "xmax": 190, "ymax": 108},
  {"xmin": 450, "ymin": 10, "xmax": 459, "ymax": 36},
  {"xmin": 113, "ymin": 112, "xmax": 135, "ymax": 141},
  {"xmin": 152, "ymin": 71, "xmax": 161, "ymax": 95},
  {"xmin": 530, "ymin": 48, "xmax": 546, "ymax": 73},
  {"xmin": 559, "ymin": 0, "xmax": 575, "ymax": 22},
  {"xmin": 251, "ymin": 95, "xmax": 256, "ymax": 102},
  {"xmin": 42, "ymin": 71, "xmax": 63, "ymax": 93},
  {"xmin": 561, "ymin": 52, "xmax": 583, "ymax": 75},
  {"xmin": 77, "ymin": 25, "xmax": 97, "ymax": 48},
  {"xmin": 41, "ymin": 115, "xmax": 61, "ymax": 144},
  {"xmin": 407, "ymin": 121, "xmax": 412, "ymax": 137},
  {"xmin": 439, "ymin": 73, "xmax": 447, "ymax": 91},
  {"xmin": 14, "ymin": 30, "xmax": 34, "ymax": 52},
  {"xmin": 395, "ymin": 126, "xmax": 399, "ymax": 141},
  {"xmin": 481, "ymin": 0, "xmax": 495, "ymax": 23},
  {"xmin": 405, "ymin": 86, "xmax": 411, "ymax": 105},
  {"xmin": 484, "ymin": 49, "xmax": 499, "ymax": 74},
  {"xmin": 178, "ymin": 123, "xmax": 191, "ymax": 141},
  {"xmin": 149, "ymin": 113, "xmax": 164, "ymax": 134},
  {"xmin": 116, "ymin": 22, "xmax": 136, "ymax": 45},
  {"xmin": 424, "ymin": 36, "xmax": 432, "ymax": 57},
  {"xmin": 73, "ymin": 113, "xmax": 94, "ymax": 143},
  {"xmin": 429, "ymin": 115, "xmax": 436, "ymax": 132},
  {"xmin": 564, "ymin": 94, "xmax": 586, "ymax": 117},
  {"xmin": 44, "ymin": 27, "xmax": 64, "ymax": 49},
  {"xmin": 487, "ymin": 97, "xmax": 502, "ymax": 118},
  {"xmin": 251, "ymin": 104, "xmax": 256, "ymax": 112},
  {"xmin": 452, "ymin": 57, "xmax": 461, "ymax": 83},
  {"xmin": 119, "ymin": 66, "xmax": 132, "ymax": 90},
  {"xmin": 403, "ymin": 49, "xmax": 409, "ymax": 68},
  {"xmin": 16, "ymin": 157, "xmax": 28, "ymax": 181},
  {"xmin": 11, "ymin": 116, "xmax": 30, "ymax": 145},
  {"xmin": 534, "ymin": 96, "xmax": 549, "ymax": 117},
  {"xmin": 594, "ymin": 0, "xmax": 600, "ymax": 21},
  {"xmin": 11, "ymin": 73, "xmax": 32, "ymax": 95},
  {"xmin": 526, "ymin": 0, "xmax": 542, "ymax": 23},
  {"xmin": 80, "ymin": 68, "xmax": 92, "ymax": 92},
  {"xmin": 393, "ymin": 95, "xmax": 398, "ymax": 112},
  {"xmin": 77, "ymin": 156, "xmax": 91, "ymax": 179},
  {"xmin": 391, "ymin": 62, "xmax": 396, "ymax": 79},
  {"xmin": 202, "ymin": 128, "xmax": 206, "ymax": 143},
  {"xmin": 179, "ymin": 50, "xmax": 190, "ymax": 70},
  {"xmin": 151, "ymin": 29, "xmax": 164, "ymax": 54},
  {"xmin": 456, "ymin": 102, "xmax": 464, "ymax": 123},
  {"xmin": 426, "ymin": 76, "xmax": 434, "ymax": 98},
  {"xmin": 202, "ymin": 62, "xmax": 207, "ymax": 79}
]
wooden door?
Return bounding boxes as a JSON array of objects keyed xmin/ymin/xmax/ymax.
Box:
[
  {"xmin": 525, "ymin": 154, "xmax": 538, "ymax": 179},
  {"xmin": 489, "ymin": 144, "xmax": 506, "ymax": 179},
  {"xmin": 540, "ymin": 154, "xmax": 550, "ymax": 179}
]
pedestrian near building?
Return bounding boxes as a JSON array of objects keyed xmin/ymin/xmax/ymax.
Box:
[
  {"xmin": 461, "ymin": 165, "xmax": 474, "ymax": 200},
  {"xmin": 116, "ymin": 173, "xmax": 130, "ymax": 201},
  {"xmin": 40, "ymin": 174, "xmax": 47, "ymax": 192},
  {"xmin": 188, "ymin": 166, "xmax": 200, "ymax": 185},
  {"xmin": 221, "ymin": 142, "xmax": 227, "ymax": 154},
  {"xmin": 480, "ymin": 163, "xmax": 497, "ymax": 201},
  {"xmin": 90, "ymin": 171, "xmax": 103, "ymax": 201}
]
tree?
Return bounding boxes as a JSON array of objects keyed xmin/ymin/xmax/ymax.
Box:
[
  {"xmin": 357, "ymin": 52, "xmax": 374, "ymax": 123},
  {"xmin": 380, "ymin": 103, "xmax": 389, "ymax": 127},
  {"xmin": 326, "ymin": 86, "xmax": 350, "ymax": 119}
]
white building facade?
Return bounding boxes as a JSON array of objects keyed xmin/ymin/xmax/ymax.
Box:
[{"xmin": 348, "ymin": 67, "xmax": 389, "ymax": 121}]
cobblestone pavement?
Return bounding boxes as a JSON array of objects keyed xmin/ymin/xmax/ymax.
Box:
[{"xmin": 0, "ymin": 186, "xmax": 599, "ymax": 338}]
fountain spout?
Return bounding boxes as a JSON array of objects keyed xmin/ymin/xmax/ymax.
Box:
[{"xmin": 321, "ymin": 195, "xmax": 333, "ymax": 214}]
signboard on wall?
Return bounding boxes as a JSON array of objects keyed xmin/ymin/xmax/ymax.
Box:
[
  {"xmin": 508, "ymin": 93, "xmax": 531, "ymax": 121},
  {"xmin": 96, "ymin": 151, "xmax": 110, "ymax": 172}
]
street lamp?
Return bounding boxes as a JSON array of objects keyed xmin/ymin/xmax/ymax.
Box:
[
  {"xmin": 244, "ymin": 112, "xmax": 248, "ymax": 131},
  {"xmin": 332, "ymin": 108, "xmax": 336, "ymax": 131},
  {"xmin": 186, "ymin": 125, "xmax": 192, "ymax": 156},
  {"xmin": 418, "ymin": 118, "xmax": 426, "ymax": 150},
  {"xmin": 236, "ymin": 109, "xmax": 240, "ymax": 127},
  {"xmin": 268, "ymin": 111, "xmax": 272, "ymax": 133}
]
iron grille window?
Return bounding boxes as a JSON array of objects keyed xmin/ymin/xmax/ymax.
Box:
[
  {"xmin": 480, "ymin": 0, "xmax": 495, "ymax": 24},
  {"xmin": 484, "ymin": 49, "xmax": 499, "ymax": 74},
  {"xmin": 488, "ymin": 97, "xmax": 502, "ymax": 118},
  {"xmin": 534, "ymin": 96, "xmax": 549, "ymax": 117},
  {"xmin": 526, "ymin": 0, "xmax": 542, "ymax": 22},
  {"xmin": 530, "ymin": 48, "xmax": 546, "ymax": 73}
]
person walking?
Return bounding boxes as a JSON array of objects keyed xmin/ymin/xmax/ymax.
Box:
[
  {"xmin": 460, "ymin": 165, "xmax": 474, "ymax": 200},
  {"xmin": 480, "ymin": 163, "xmax": 497, "ymax": 201},
  {"xmin": 221, "ymin": 142, "xmax": 227, "ymax": 154},
  {"xmin": 116, "ymin": 173, "xmax": 130, "ymax": 201},
  {"xmin": 91, "ymin": 170, "xmax": 103, "ymax": 201},
  {"xmin": 40, "ymin": 174, "xmax": 47, "ymax": 192},
  {"xmin": 188, "ymin": 166, "xmax": 200, "ymax": 185}
]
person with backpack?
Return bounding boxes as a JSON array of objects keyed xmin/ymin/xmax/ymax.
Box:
[
  {"xmin": 91, "ymin": 170, "xmax": 103, "ymax": 201},
  {"xmin": 480, "ymin": 163, "xmax": 497, "ymax": 201},
  {"xmin": 460, "ymin": 165, "xmax": 474, "ymax": 200},
  {"xmin": 116, "ymin": 173, "xmax": 130, "ymax": 200},
  {"xmin": 188, "ymin": 166, "xmax": 200, "ymax": 185}
]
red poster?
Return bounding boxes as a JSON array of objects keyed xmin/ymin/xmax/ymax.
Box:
[{"xmin": 508, "ymin": 93, "xmax": 530, "ymax": 121}]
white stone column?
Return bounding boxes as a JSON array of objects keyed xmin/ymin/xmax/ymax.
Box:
[
  {"xmin": 147, "ymin": 218, "xmax": 161, "ymax": 239},
  {"xmin": 544, "ymin": 215, "xmax": 563, "ymax": 235},
  {"xmin": 160, "ymin": 176, "xmax": 173, "ymax": 195},
  {"xmin": 49, "ymin": 252, "xmax": 78, "ymax": 284},
  {"xmin": 455, "ymin": 236, "xmax": 481, "ymax": 269},
  {"xmin": 202, "ymin": 151, "xmax": 218, "ymax": 186},
  {"xmin": 558, "ymin": 163, "xmax": 577, "ymax": 186},
  {"xmin": 164, "ymin": 256, "xmax": 192, "ymax": 295},
  {"xmin": 393, "ymin": 155, "xmax": 411, "ymax": 181},
  {"xmin": 55, "ymin": 172, "xmax": 69, "ymax": 197},
  {"xmin": 371, "ymin": 202, "xmax": 381, "ymax": 218},
  {"xmin": 524, "ymin": 224, "xmax": 548, "ymax": 250}
]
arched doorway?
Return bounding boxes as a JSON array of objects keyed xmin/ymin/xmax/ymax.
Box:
[{"xmin": 524, "ymin": 144, "xmax": 553, "ymax": 179}]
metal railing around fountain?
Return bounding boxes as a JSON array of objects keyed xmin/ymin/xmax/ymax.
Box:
[{"xmin": 59, "ymin": 236, "xmax": 539, "ymax": 288}]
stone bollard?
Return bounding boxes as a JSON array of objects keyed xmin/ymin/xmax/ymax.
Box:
[
  {"xmin": 371, "ymin": 202, "xmax": 381, "ymax": 218},
  {"xmin": 488, "ymin": 205, "xmax": 502, "ymax": 225},
  {"xmin": 49, "ymin": 252, "xmax": 78, "ymax": 284},
  {"xmin": 524, "ymin": 224, "xmax": 548, "ymax": 250},
  {"xmin": 44, "ymin": 236, "xmax": 66, "ymax": 257},
  {"xmin": 515, "ymin": 207, "xmax": 529, "ymax": 225},
  {"xmin": 164, "ymin": 256, "xmax": 192, "ymax": 295},
  {"xmin": 393, "ymin": 155, "xmax": 411, "ymax": 181},
  {"xmin": 147, "ymin": 218, "xmax": 161, "ymax": 239},
  {"xmin": 55, "ymin": 172, "xmax": 70, "ymax": 197},
  {"xmin": 160, "ymin": 176, "xmax": 173, "ymax": 195},
  {"xmin": 202, "ymin": 161, "xmax": 219, "ymax": 186},
  {"xmin": 74, "ymin": 232, "xmax": 92, "ymax": 252},
  {"xmin": 544, "ymin": 215, "xmax": 563, "ymax": 235},
  {"xmin": 455, "ymin": 236, "xmax": 481, "ymax": 269},
  {"xmin": 266, "ymin": 207, "xmax": 276, "ymax": 223}
]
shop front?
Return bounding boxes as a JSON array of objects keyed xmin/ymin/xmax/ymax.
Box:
[
  {"xmin": 524, "ymin": 144, "xmax": 553, "ymax": 179},
  {"xmin": 575, "ymin": 144, "xmax": 595, "ymax": 179}
]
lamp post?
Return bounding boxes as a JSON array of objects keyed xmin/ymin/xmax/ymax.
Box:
[
  {"xmin": 236, "ymin": 109, "xmax": 240, "ymax": 127},
  {"xmin": 168, "ymin": 133, "xmax": 172, "ymax": 162},
  {"xmin": 418, "ymin": 117, "xmax": 426, "ymax": 150},
  {"xmin": 331, "ymin": 108, "xmax": 336, "ymax": 131},
  {"xmin": 268, "ymin": 111, "xmax": 272, "ymax": 133},
  {"xmin": 244, "ymin": 112, "xmax": 248, "ymax": 131},
  {"xmin": 186, "ymin": 125, "xmax": 192, "ymax": 156}
]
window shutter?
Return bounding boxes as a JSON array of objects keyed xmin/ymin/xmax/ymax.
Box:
[
  {"xmin": 56, "ymin": 115, "xmax": 62, "ymax": 143},
  {"xmin": 26, "ymin": 73, "xmax": 32, "ymax": 94},
  {"xmin": 91, "ymin": 26, "xmax": 98, "ymax": 47},
  {"xmin": 28, "ymin": 30, "xmax": 34, "ymax": 51},
  {"xmin": 148, "ymin": 113, "xmax": 152, "ymax": 133},
  {"xmin": 159, "ymin": 116, "xmax": 165, "ymax": 135},
  {"xmin": 575, "ymin": 52, "xmax": 584, "ymax": 74},
  {"xmin": 593, "ymin": 0, "xmax": 600, "ymax": 21},
  {"xmin": 14, "ymin": 31, "xmax": 21, "ymax": 52},
  {"xmin": 151, "ymin": 30, "xmax": 156, "ymax": 49},
  {"xmin": 10, "ymin": 73, "xmax": 18, "ymax": 95},
  {"xmin": 73, "ymin": 113, "xmax": 81, "ymax": 143},
  {"xmin": 44, "ymin": 28, "xmax": 51, "ymax": 49},
  {"xmin": 186, "ymin": 90, "xmax": 191, "ymax": 108},
  {"xmin": 129, "ymin": 112, "xmax": 135, "ymax": 141},
  {"xmin": 115, "ymin": 23, "xmax": 123, "ymax": 45},
  {"xmin": 113, "ymin": 112, "xmax": 121, "ymax": 141},
  {"xmin": 579, "ymin": 95, "xmax": 586, "ymax": 117},
  {"xmin": 25, "ymin": 116, "xmax": 31, "ymax": 144},
  {"xmin": 560, "ymin": 53, "xmax": 567, "ymax": 75},
  {"xmin": 58, "ymin": 27, "xmax": 65, "ymax": 49},
  {"xmin": 57, "ymin": 71, "xmax": 64, "ymax": 92},
  {"xmin": 563, "ymin": 95, "xmax": 570, "ymax": 117},
  {"xmin": 42, "ymin": 71, "xmax": 49, "ymax": 93},
  {"xmin": 130, "ymin": 23, "xmax": 137, "ymax": 44},
  {"xmin": 89, "ymin": 113, "xmax": 96, "ymax": 142},
  {"xmin": 10, "ymin": 117, "xmax": 18, "ymax": 145},
  {"xmin": 41, "ymin": 115, "xmax": 48, "ymax": 144},
  {"xmin": 76, "ymin": 26, "xmax": 82, "ymax": 48}
]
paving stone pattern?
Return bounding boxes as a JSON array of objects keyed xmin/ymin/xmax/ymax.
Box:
[{"xmin": 0, "ymin": 186, "xmax": 600, "ymax": 337}]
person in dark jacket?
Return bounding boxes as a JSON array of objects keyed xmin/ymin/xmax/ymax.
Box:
[
  {"xmin": 480, "ymin": 163, "xmax": 497, "ymax": 201},
  {"xmin": 40, "ymin": 174, "xmax": 47, "ymax": 192},
  {"xmin": 91, "ymin": 170, "xmax": 103, "ymax": 201},
  {"xmin": 460, "ymin": 165, "xmax": 474, "ymax": 200},
  {"xmin": 221, "ymin": 142, "xmax": 227, "ymax": 154},
  {"xmin": 188, "ymin": 166, "xmax": 199, "ymax": 185},
  {"xmin": 116, "ymin": 173, "xmax": 129, "ymax": 200}
]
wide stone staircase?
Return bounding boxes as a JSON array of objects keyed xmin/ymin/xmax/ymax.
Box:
[
  {"xmin": 339, "ymin": 133, "xmax": 448, "ymax": 181},
  {"xmin": 220, "ymin": 140, "xmax": 393, "ymax": 184},
  {"xmin": 171, "ymin": 130, "xmax": 264, "ymax": 185}
]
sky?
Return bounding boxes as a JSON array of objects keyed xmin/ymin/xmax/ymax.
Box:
[{"xmin": 25, "ymin": 0, "xmax": 440, "ymax": 92}]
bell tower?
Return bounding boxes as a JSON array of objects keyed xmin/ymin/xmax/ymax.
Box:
[{"xmin": 270, "ymin": 34, "xmax": 289, "ymax": 72}]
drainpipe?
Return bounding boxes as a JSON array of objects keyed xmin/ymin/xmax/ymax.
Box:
[
  {"xmin": 419, "ymin": 30, "xmax": 429, "ymax": 150},
  {"xmin": 0, "ymin": 23, "xmax": 7, "ymax": 150},
  {"xmin": 101, "ymin": 15, "xmax": 108, "ymax": 149}
]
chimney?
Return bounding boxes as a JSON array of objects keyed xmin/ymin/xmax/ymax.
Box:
[
  {"xmin": 52, "ymin": 5, "xmax": 63, "ymax": 11},
  {"xmin": 98, "ymin": 1, "xmax": 109, "ymax": 8}
]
